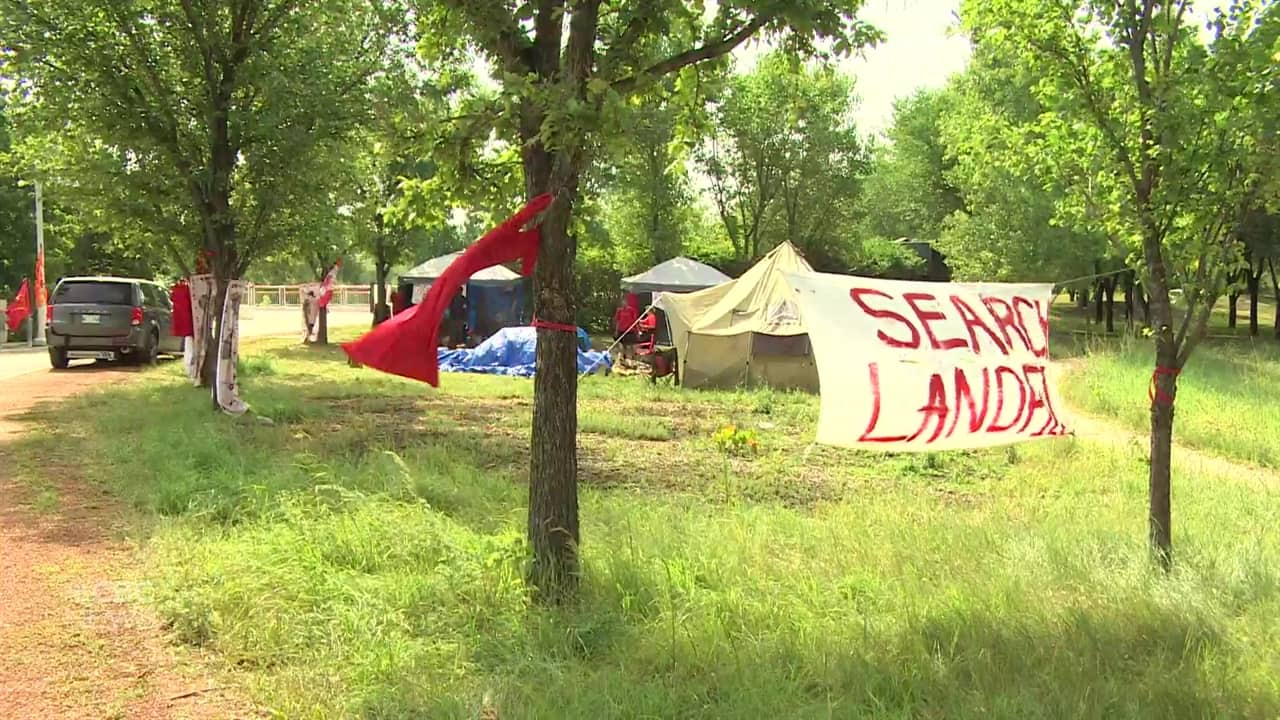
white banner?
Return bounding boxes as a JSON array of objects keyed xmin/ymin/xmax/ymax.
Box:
[{"xmin": 785, "ymin": 272, "xmax": 1070, "ymax": 451}]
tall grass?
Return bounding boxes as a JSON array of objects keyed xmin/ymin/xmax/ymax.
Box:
[
  {"xmin": 1063, "ymin": 338, "xmax": 1280, "ymax": 467},
  {"xmin": 11, "ymin": 337, "xmax": 1280, "ymax": 718}
]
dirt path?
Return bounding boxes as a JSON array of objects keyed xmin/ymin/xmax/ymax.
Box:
[
  {"xmin": 1054, "ymin": 359, "xmax": 1280, "ymax": 488},
  {"xmin": 0, "ymin": 364, "xmax": 255, "ymax": 719}
]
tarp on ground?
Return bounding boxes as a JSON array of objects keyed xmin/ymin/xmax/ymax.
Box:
[
  {"xmin": 436, "ymin": 326, "xmax": 610, "ymax": 378},
  {"xmin": 621, "ymin": 256, "xmax": 731, "ymax": 294},
  {"xmin": 656, "ymin": 241, "xmax": 819, "ymax": 392}
]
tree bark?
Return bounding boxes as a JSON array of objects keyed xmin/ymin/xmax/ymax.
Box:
[
  {"xmin": 1228, "ymin": 291, "xmax": 1239, "ymax": 329},
  {"xmin": 1148, "ymin": 360, "xmax": 1176, "ymax": 569},
  {"xmin": 316, "ymin": 305, "xmax": 329, "ymax": 345},
  {"xmin": 525, "ymin": 149, "xmax": 582, "ymax": 601}
]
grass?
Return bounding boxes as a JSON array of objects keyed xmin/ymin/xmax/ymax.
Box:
[
  {"xmin": 10, "ymin": 333, "xmax": 1280, "ymax": 718},
  {"xmin": 1062, "ymin": 336, "xmax": 1280, "ymax": 467}
]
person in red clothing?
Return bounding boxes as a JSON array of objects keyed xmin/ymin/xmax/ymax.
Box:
[{"xmin": 612, "ymin": 292, "xmax": 640, "ymax": 359}]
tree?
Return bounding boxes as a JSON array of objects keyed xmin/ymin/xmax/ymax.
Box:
[
  {"xmin": 859, "ymin": 89, "xmax": 965, "ymax": 243},
  {"xmin": 935, "ymin": 51, "xmax": 1108, "ymax": 285},
  {"xmin": 963, "ymin": 0, "xmax": 1279, "ymax": 564},
  {"xmin": 2, "ymin": 0, "xmax": 396, "ymax": 389},
  {"xmin": 700, "ymin": 52, "xmax": 868, "ymax": 265},
  {"xmin": 416, "ymin": 0, "xmax": 880, "ymax": 599}
]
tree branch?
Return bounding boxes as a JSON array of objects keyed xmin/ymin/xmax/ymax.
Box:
[
  {"xmin": 441, "ymin": 0, "xmax": 533, "ymax": 74},
  {"xmin": 613, "ymin": 15, "xmax": 772, "ymax": 95}
]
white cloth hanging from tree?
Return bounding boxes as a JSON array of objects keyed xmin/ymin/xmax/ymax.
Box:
[
  {"xmin": 187, "ymin": 274, "xmax": 216, "ymax": 385},
  {"xmin": 215, "ymin": 279, "xmax": 249, "ymax": 416}
]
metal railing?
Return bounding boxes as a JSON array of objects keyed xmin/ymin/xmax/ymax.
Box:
[{"xmin": 245, "ymin": 284, "xmax": 388, "ymax": 308}]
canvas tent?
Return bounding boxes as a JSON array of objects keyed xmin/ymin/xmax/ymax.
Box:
[
  {"xmin": 657, "ymin": 241, "xmax": 819, "ymax": 392},
  {"xmin": 621, "ymin": 256, "xmax": 730, "ymax": 294},
  {"xmin": 400, "ymin": 251, "xmax": 526, "ymax": 338}
]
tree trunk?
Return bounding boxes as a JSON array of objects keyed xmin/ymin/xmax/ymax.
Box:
[
  {"xmin": 373, "ymin": 225, "xmax": 390, "ymax": 326},
  {"xmin": 1140, "ymin": 219, "xmax": 1176, "ymax": 569},
  {"xmin": 1248, "ymin": 266, "xmax": 1262, "ymax": 336},
  {"xmin": 1269, "ymin": 258, "xmax": 1279, "ymax": 340},
  {"xmin": 1228, "ymin": 291, "xmax": 1239, "ymax": 329},
  {"xmin": 200, "ymin": 276, "xmax": 227, "ymax": 389},
  {"xmin": 1077, "ymin": 286, "xmax": 1090, "ymax": 310},
  {"xmin": 1123, "ymin": 272, "xmax": 1135, "ymax": 328},
  {"xmin": 1148, "ymin": 349, "xmax": 1176, "ymax": 569},
  {"xmin": 1094, "ymin": 280, "xmax": 1104, "ymax": 325},
  {"xmin": 1104, "ymin": 280, "xmax": 1116, "ymax": 334},
  {"xmin": 524, "ymin": 142, "xmax": 582, "ymax": 601},
  {"xmin": 205, "ymin": 276, "xmax": 228, "ymax": 409},
  {"xmin": 373, "ymin": 260, "xmax": 391, "ymax": 325},
  {"xmin": 316, "ymin": 305, "xmax": 329, "ymax": 345}
]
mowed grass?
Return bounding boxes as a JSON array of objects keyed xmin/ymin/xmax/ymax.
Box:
[
  {"xmin": 1062, "ymin": 337, "xmax": 1280, "ymax": 467},
  {"xmin": 10, "ymin": 334, "xmax": 1280, "ymax": 719}
]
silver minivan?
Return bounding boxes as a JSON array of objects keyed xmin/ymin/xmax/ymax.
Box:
[{"xmin": 46, "ymin": 277, "xmax": 183, "ymax": 369}]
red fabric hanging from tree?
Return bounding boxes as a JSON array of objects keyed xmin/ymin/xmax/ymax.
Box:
[
  {"xmin": 342, "ymin": 194, "xmax": 553, "ymax": 386},
  {"xmin": 171, "ymin": 280, "xmax": 194, "ymax": 337}
]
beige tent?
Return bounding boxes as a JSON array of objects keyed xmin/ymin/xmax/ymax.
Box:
[{"xmin": 657, "ymin": 242, "xmax": 819, "ymax": 392}]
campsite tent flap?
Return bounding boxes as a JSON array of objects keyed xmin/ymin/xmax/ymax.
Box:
[
  {"xmin": 657, "ymin": 242, "xmax": 819, "ymax": 392},
  {"xmin": 621, "ymin": 256, "xmax": 730, "ymax": 294}
]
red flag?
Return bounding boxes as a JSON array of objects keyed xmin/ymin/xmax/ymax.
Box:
[
  {"xmin": 6, "ymin": 279, "xmax": 31, "ymax": 333},
  {"xmin": 317, "ymin": 258, "xmax": 342, "ymax": 309},
  {"xmin": 342, "ymin": 194, "xmax": 553, "ymax": 385}
]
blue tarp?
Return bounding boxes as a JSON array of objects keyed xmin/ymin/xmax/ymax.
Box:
[{"xmin": 437, "ymin": 326, "xmax": 611, "ymax": 378}]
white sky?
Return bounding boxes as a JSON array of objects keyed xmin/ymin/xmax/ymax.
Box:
[{"xmin": 732, "ymin": 0, "xmax": 971, "ymax": 136}]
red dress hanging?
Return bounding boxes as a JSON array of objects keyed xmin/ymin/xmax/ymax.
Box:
[{"xmin": 171, "ymin": 280, "xmax": 194, "ymax": 337}]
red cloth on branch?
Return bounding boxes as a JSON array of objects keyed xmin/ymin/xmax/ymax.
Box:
[
  {"xmin": 6, "ymin": 279, "xmax": 31, "ymax": 333},
  {"xmin": 318, "ymin": 259, "xmax": 341, "ymax": 308},
  {"xmin": 342, "ymin": 194, "xmax": 554, "ymax": 385},
  {"xmin": 171, "ymin": 280, "xmax": 194, "ymax": 337}
]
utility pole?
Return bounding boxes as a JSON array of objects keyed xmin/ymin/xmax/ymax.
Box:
[{"xmin": 33, "ymin": 181, "xmax": 46, "ymax": 346}]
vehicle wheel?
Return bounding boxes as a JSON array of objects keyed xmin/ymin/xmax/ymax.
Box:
[
  {"xmin": 49, "ymin": 348, "xmax": 69, "ymax": 370},
  {"xmin": 143, "ymin": 330, "xmax": 160, "ymax": 365}
]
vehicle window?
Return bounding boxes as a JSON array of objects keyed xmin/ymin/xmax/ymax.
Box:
[
  {"xmin": 52, "ymin": 281, "xmax": 135, "ymax": 305},
  {"xmin": 150, "ymin": 284, "xmax": 172, "ymax": 310}
]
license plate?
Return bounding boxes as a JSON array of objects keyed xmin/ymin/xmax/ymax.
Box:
[
  {"xmin": 68, "ymin": 351, "xmax": 116, "ymax": 360},
  {"xmin": 81, "ymin": 314, "xmax": 101, "ymax": 324}
]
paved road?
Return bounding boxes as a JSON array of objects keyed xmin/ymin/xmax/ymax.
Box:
[{"xmin": 0, "ymin": 307, "xmax": 370, "ymax": 382}]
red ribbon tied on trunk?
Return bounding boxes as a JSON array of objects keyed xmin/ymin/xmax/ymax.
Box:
[{"xmin": 1149, "ymin": 366, "xmax": 1180, "ymax": 406}]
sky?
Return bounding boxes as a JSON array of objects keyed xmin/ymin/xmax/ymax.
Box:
[{"xmin": 733, "ymin": 0, "xmax": 971, "ymax": 135}]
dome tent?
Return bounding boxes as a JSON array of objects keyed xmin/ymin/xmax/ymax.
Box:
[
  {"xmin": 399, "ymin": 251, "xmax": 525, "ymax": 339},
  {"xmin": 621, "ymin": 256, "xmax": 730, "ymax": 294}
]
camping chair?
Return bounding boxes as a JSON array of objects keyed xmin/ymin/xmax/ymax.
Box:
[{"xmin": 634, "ymin": 311, "xmax": 658, "ymax": 355}]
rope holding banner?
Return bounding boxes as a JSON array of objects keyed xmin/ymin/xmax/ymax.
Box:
[
  {"xmin": 531, "ymin": 316, "xmax": 578, "ymax": 334},
  {"xmin": 1149, "ymin": 366, "xmax": 1180, "ymax": 406}
]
